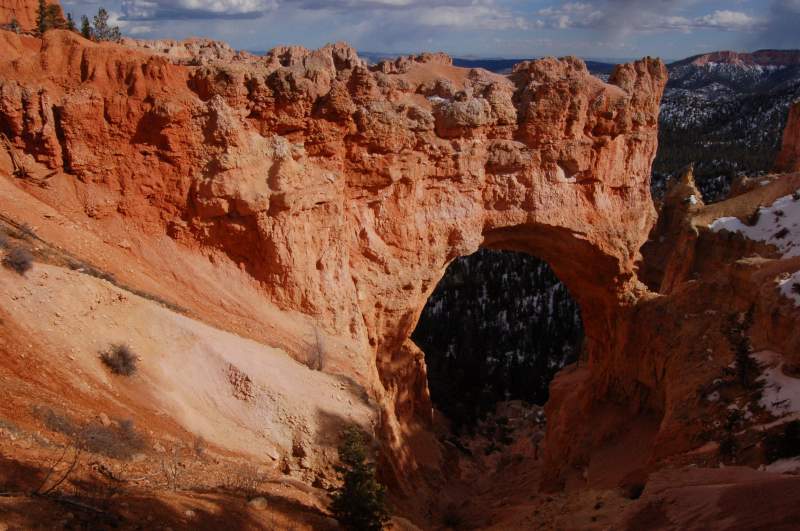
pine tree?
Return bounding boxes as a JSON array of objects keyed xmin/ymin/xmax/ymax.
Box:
[
  {"xmin": 36, "ymin": 0, "xmax": 47, "ymax": 34},
  {"xmin": 80, "ymin": 15, "xmax": 92, "ymax": 39},
  {"xmin": 330, "ymin": 427, "xmax": 390, "ymax": 531},
  {"xmin": 92, "ymin": 8, "xmax": 121, "ymax": 42},
  {"xmin": 44, "ymin": 4, "xmax": 65, "ymax": 30},
  {"xmin": 66, "ymin": 13, "xmax": 75, "ymax": 31},
  {"xmin": 724, "ymin": 307, "xmax": 757, "ymax": 389}
]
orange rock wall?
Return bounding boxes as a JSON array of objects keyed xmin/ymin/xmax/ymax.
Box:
[
  {"xmin": 0, "ymin": 28, "xmax": 668, "ymax": 490},
  {"xmin": 776, "ymin": 100, "xmax": 800, "ymax": 172}
]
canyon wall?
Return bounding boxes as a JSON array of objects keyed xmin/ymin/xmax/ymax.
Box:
[
  {"xmin": 776, "ymin": 100, "xmax": 800, "ymax": 172},
  {"xmin": 0, "ymin": 27, "xmax": 668, "ymax": 491}
]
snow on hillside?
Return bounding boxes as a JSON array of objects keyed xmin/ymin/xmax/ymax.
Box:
[
  {"xmin": 754, "ymin": 351, "xmax": 800, "ymax": 419},
  {"xmin": 710, "ymin": 190, "xmax": 800, "ymax": 306},
  {"xmin": 654, "ymin": 58, "xmax": 800, "ymax": 202},
  {"xmin": 709, "ymin": 190, "xmax": 800, "ymax": 258}
]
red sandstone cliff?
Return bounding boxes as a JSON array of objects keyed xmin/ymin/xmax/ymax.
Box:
[
  {"xmin": 0, "ymin": 25, "xmax": 667, "ymax": 494},
  {"xmin": 776, "ymin": 100, "xmax": 800, "ymax": 172}
]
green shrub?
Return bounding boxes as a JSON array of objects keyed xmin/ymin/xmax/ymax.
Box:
[
  {"xmin": 723, "ymin": 309, "xmax": 758, "ymax": 389},
  {"xmin": 330, "ymin": 427, "xmax": 390, "ymax": 531}
]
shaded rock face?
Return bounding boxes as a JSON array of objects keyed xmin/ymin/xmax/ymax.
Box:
[
  {"xmin": 0, "ymin": 27, "xmax": 668, "ymax": 489},
  {"xmin": 776, "ymin": 100, "xmax": 800, "ymax": 172}
]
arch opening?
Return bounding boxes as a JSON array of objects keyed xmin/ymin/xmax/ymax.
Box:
[{"xmin": 411, "ymin": 248, "xmax": 584, "ymax": 434}]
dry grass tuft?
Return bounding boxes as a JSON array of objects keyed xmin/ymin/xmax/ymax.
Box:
[{"xmin": 100, "ymin": 343, "xmax": 138, "ymax": 376}]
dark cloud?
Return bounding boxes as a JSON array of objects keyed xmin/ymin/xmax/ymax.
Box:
[
  {"xmin": 121, "ymin": 0, "xmax": 276, "ymax": 20},
  {"xmin": 755, "ymin": 0, "xmax": 800, "ymax": 49}
]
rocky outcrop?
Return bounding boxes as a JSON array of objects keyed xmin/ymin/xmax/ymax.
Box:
[
  {"xmin": 0, "ymin": 26, "xmax": 669, "ymax": 495},
  {"xmin": 776, "ymin": 100, "xmax": 800, "ymax": 172},
  {"xmin": 120, "ymin": 37, "xmax": 252, "ymax": 65}
]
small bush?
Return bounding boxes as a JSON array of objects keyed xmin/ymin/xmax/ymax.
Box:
[
  {"xmin": 793, "ymin": 190, "xmax": 800, "ymax": 201},
  {"xmin": 100, "ymin": 344, "xmax": 138, "ymax": 376},
  {"xmin": 222, "ymin": 463, "xmax": 266, "ymax": 495},
  {"xmin": 330, "ymin": 427, "xmax": 390, "ymax": 531},
  {"xmin": 79, "ymin": 419, "xmax": 146, "ymax": 460},
  {"xmin": 35, "ymin": 406, "xmax": 79, "ymax": 436},
  {"xmin": 2, "ymin": 247, "xmax": 33, "ymax": 275},
  {"xmin": 774, "ymin": 228, "xmax": 790, "ymax": 239},
  {"xmin": 34, "ymin": 407, "xmax": 145, "ymax": 460},
  {"xmin": 746, "ymin": 208, "xmax": 761, "ymax": 226},
  {"xmin": 18, "ymin": 223, "xmax": 36, "ymax": 239},
  {"xmin": 723, "ymin": 309, "xmax": 758, "ymax": 389}
]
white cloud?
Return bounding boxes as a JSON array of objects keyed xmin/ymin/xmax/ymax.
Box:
[
  {"xmin": 535, "ymin": 2, "xmax": 762, "ymax": 33},
  {"xmin": 693, "ymin": 10, "xmax": 761, "ymax": 31},
  {"xmin": 128, "ymin": 24, "xmax": 156, "ymax": 33},
  {"xmin": 418, "ymin": 5, "xmax": 528, "ymax": 30},
  {"xmin": 120, "ymin": 0, "xmax": 530, "ymax": 30}
]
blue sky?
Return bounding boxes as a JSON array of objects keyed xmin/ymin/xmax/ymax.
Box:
[{"xmin": 61, "ymin": 0, "xmax": 800, "ymax": 61}]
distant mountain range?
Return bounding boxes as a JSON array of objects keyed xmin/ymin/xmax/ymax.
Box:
[{"xmin": 359, "ymin": 51, "xmax": 617, "ymax": 76}]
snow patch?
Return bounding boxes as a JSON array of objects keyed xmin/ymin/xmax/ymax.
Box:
[
  {"xmin": 754, "ymin": 351, "xmax": 800, "ymax": 418},
  {"xmin": 765, "ymin": 457, "xmax": 800, "ymax": 474},
  {"xmin": 427, "ymin": 96, "xmax": 449, "ymax": 105},
  {"xmin": 709, "ymin": 190, "xmax": 800, "ymax": 258}
]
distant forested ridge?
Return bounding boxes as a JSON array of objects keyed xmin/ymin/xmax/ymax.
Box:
[{"xmin": 412, "ymin": 250, "xmax": 582, "ymax": 432}]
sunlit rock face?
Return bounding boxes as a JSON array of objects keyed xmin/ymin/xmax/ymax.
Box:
[
  {"xmin": 0, "ymin": 26, "xmax": 668, "ymax": 489},
  {"xmin": 777, "ymin": 100, "xmax": 800, "ymax": 173}
]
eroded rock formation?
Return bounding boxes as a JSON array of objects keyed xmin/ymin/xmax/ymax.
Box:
[
  {"xmin": 0, "ymin": 26, "xmax": 674, "ymax": 495},
  {"xmin": 776, "ymin": 100, "xmax": 800, "ymax": 172}
]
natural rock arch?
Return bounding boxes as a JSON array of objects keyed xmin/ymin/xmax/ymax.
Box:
[{"xmin": 0, "ymin": 31, "xmax": 668, "ymax": 491}]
